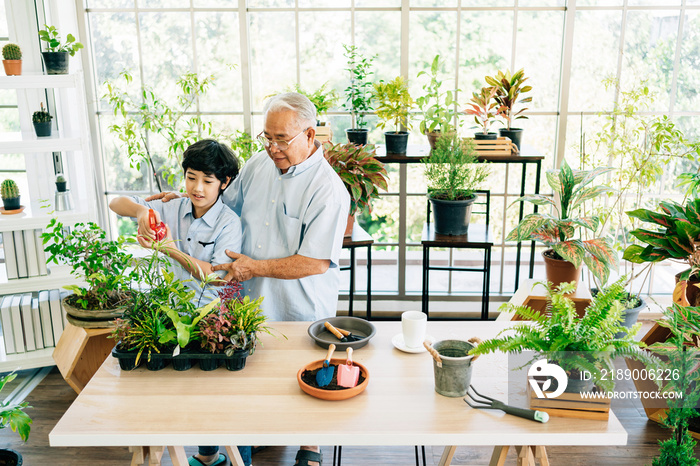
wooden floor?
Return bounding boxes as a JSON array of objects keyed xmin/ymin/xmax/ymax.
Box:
[{"xmin": 1, "ymin": 362, "xmax": 699, "ymax": 465}]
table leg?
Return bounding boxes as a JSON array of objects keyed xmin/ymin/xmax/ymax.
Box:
[
  {"xmin": 129, "ymin": 446, "xmax": 146, "ymax": 466},
  {"xmin": 489, "ymin": 446, "xmax": 509, "ymax": 466},
  {"xmin": 166, "ymin": 446, "xmax": 188, "ymax": 466},
  {"xmin": 148, "ymin": 446, "xmax": 164, "ymax": 464},
  {"xmin": 529, "ymin": 161, "xmax": 542, "ymax": 279},
  {"xmin": 535, "ymin": 446, "xmax": 549, "ymax": 465},
  {"xmin": 515, "ymin": 446, "xmax": 536, "ymax": 466},
  {"xmin": 224, "ymin": 446, "xmax": 246, "ymax": 466},
  {"xmin": 437, "ymin": 445, "xmax": 456, "ymax": 466},
  {"xmin": 349, "ymin": 247, "xmax": 355, "ymax": 317},
  {"xmin": 366, "ymin": 245, "xmax": 372, "ymax": 320}
]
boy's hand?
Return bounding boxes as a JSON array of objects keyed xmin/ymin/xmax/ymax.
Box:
[
  {"xmin": 212, "ymin": 251, "xmax": 256, "ymax": 282},
  {"xmin": 135, "ymin": 207, "xmax": 158, "ymax": 240},
  {"xmin": 145, "ymin": 191, "xmax": 186, "ymax": 203},
  {"xmin": 137, "ymin": 223, "xmax": 174, "ymax": 250}
]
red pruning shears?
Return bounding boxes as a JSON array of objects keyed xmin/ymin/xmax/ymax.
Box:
[{"xmin": 149, "ymin": 209, "xmax": 167, "ymax": 241}]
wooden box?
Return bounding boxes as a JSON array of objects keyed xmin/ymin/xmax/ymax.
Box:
[
  {"xmin": 315, "ymin": 124, "xmax": 333, "ymax": 143},
  {"xmin": 464, "ymin": 136, "xmax": 518, "ymax": 157},
  {"xmin": 527, "ymin": 381, "xmax": 611, "ymax": 420}
]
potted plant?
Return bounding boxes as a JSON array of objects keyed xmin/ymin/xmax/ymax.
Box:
[
  {"xmin": 422, "ymin": 133, "xmax": 489, "ymax": 235},
  {"xmin": 1, "ymin": 179, "xmax": 21, "ymax": 211},
  {"xmin": 0, "ymin": 371, "xmax": 32, "ymax": 466},
  {"xmin": 415, "ymin": 55, "xmax": 459, "ymax": 150},
  {"xmin": 647, "ymin": 304, "xmax": 700, "ymax": 465},
  {"xmin": 42, "ymin": 219, "xmax": 137, "ymax": 320},
  {"xmin": 465, "ymin": 86, "xmax": 499, "ymax": 140},
  {"xmin": 470, "ymin": 280, "xmax": 657, "ymax": 394},
  {"xmin": 623, "ymin": 197, "xmax": 700, "ymax": 307},
  {"xmin": 506, "ymin": 161, "xmax": 617, "ymax": 290},
  {"xmin": 38, "ymin": 25, "xmax": 83, "ymax": 75},
  {"xmin": 32, "ymin": 103, "xmax": 52, "ymax": 137},
  {"xmin": 55, "ymin": 174, "xmax": 67, "ymax": 192},
  {"xmin": 485, "ymin": 68, "xmax": 532, "ymax": 151},
  {"xmin": 342, "ymin": 44, "xmax": 375, "ymax": 145},
  {"xmin": 373, "ymin": 76, "xmax": 415, "ymax": 155},
  {"xmin": 1, "ymin": 43, "xmax": 22, "ymax": 76},
  {"xmin": 323, "ymin": 142, "xmax": 389, "ymax": 236}
]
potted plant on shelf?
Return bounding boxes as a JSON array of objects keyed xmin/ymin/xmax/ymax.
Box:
[
  {"xmin": 32, "ymin": 103, "xmax": 53, "ymax": 138},
  {"xmin": 485, "ymin": 68, "xmax": 532, "ymax": 151},
  {"xmin": 55, "ymin": 174, "xmax": 67, "ymax": 192},
  {"xmin": 465, "ymin": 86, "xmax": 499, "ymax": 140},
  {"xmin": 292, "ymin": 82, "xmax": 339, "ymax": 143},
  {"xmin": 323, "ymin": 142, "xmax": 389, "ymax": 236},
  {"xmin": 623, "ymin": 197, "xmax": 700, "ymax": 307},
  {"xmin": 373, "ymin": 76, "xmax": 415, "ymax": 155},
  {"xmin": 1, "ymin": 43, "xmax": 22, "ymax": 76},
  {"xmin": 0, "ymin": 371, "xmax": 32, "ymax": 466},
  {"xmin": 416, "ymin": 54, "xmax": 459, "ymax": 150},
  {"xmin": 42, "ymin": 219, "xmax": 138, "ymax": 323},
  {"xmin": 422, "ymin": 133, "xmax": 489, "ymax": 235},
  {"xmin": 342, "ymin": 44, "xmax": 375, "ymax": 145},
  {"xmin": 38, "ymin": 24, "xmax": 83, "ymax": 75},
  {"xmin": 470, "ymin": 280, "xmax": 657, "ymax": 394},
  {"xmin": 1, "ymin": 179, "xmax": 21, "ymax": 212},
  {"xmin": 506, "ymin": 161, "xmax": 617, "ymax": 291}
]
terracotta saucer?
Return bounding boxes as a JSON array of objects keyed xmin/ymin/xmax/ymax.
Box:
[{"xmin": 0, "ymin": 205, "xmax": 25, "ymax": 215}]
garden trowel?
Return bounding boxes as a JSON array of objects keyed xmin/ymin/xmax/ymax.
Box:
[
  {"xmin": 337, "ymin": 347, "xmax": 360, "ymax": 388},
  {"xmin": 316, "ymin": 343, "xmax": 336, "ymax": 388}
]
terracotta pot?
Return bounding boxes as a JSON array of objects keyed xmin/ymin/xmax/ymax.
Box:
[
  {"xmin": 542, "ymin": 249, "xmax": 581, "ymax": 290},
  {"xmin": 344, "ymin": 214, "xmax": 354, "ymax": 237},
  {"xmin": 674, "ymin": 272, "xmax": 700, "ymax": 307},
  {"xmin": 426, "ymin": 131, "xmax": 441, "ymax": 150},
  {"xmin": 2, "ymin": 59, "xmax": 22, "ymax": 76},
  {"xmin": 297, "ymin": 357, "xmax": 369, "ymax": 400}
]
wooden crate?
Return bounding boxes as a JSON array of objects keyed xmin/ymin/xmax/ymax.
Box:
[
  {"xmin": 315, "ymin": 124, "xmax": 333, "ymax": 143},
  {"xmin": 464, "ymin": 136, "xmax": 518, "ymax": 157},
  {"xmin": 527, "ymin": 380, "xmax": 611, "ymax": 420}
]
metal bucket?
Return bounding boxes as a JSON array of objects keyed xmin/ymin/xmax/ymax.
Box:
[{"xmin": 430, "ymin": 339, "xmax": 476, "ymax": 397}]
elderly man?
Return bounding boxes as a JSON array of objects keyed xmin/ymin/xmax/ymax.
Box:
[{"xmin": 149, "ymin": 92, "xmax": 349, "ymax": 466}]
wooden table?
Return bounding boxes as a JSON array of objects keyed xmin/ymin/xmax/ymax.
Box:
[{"xmin": 49, "ymin": 321, "xmax": 627, "ymax": 465}]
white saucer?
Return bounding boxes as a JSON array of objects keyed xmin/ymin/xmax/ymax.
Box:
[{"xmin": 392, "ymin": 333, "xmax": 435, "ymax": 353}]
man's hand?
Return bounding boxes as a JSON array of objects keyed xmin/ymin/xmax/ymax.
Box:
[
  {"xmin": 145, "ymin": 191, "xmax": 186, "ymax": 203},
  {"xmin": 212, "ymin": 250, "xmax": 257, "ymax": 282}
]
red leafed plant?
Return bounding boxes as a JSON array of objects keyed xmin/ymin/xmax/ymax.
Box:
[
  {"xmin": 465, "ymin": 86, "xmax": 498, "ymax": 135},
  {"xmin": 323, "ymin": 142, "xmax": 389, "ymax": 216},
  {"xmin": 506, "ymin": 160, "xmax": 618, "ymax": 285}
]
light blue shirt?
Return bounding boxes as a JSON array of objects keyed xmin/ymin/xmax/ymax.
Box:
[
  {"xmin": 223, "ymin": 144, "xmax": 350, "ymax": 321},
  {"xmin": 130, "ymin": 196, "xmax": 242, "ymax": 304}
]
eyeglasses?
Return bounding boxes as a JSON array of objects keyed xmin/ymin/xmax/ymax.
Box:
[{"xmin": 257, "ymin": 127, "xmax": 309, "ymax": 151}]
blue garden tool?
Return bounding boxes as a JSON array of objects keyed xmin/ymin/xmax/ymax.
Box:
[
  {"xmin": 464, "ymin": 385, "xmax": 549, "ymax": 423},
  {"xmin": 316, "ymin": 343, "xmax": 336, "ymax": 387}
]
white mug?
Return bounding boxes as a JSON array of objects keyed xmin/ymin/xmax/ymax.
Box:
[{"xmin": 402, "ymin": 311, "xmax": 427, "ymax": 348}]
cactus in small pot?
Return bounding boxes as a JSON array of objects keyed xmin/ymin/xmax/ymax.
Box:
[
  {"xmin": 2, "ymin": 43, "xmax": 22, "ymax": 76},
  {"xmin": 32, "ymin": 103, "xmax": 53, "ymax": 137},
  {"xmin": 1, "ymin": 179, "xmax": 21, "ymax": 211},
  {"xmin": 55, "ymin": 174, "xmax": 67, "ymax": 192}
]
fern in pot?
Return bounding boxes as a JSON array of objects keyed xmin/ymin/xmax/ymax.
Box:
[{"xmin": 422, "ymin": 133, "xmax": 489, "ymax": 235}]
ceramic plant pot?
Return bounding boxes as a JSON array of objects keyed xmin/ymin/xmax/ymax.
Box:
[
  {"xmin": 384, "ymin": 131, "xmax": 409, "ymax": 155},
  {"xmin": 499, "ymin": 128, "xmax": 524, "ymax": 152},
  {"xmin": 41, "ymin": 51, "xmax": 69, "ymax": 74},
  {"xmin": 429, "ymin": 193, "xmax": 478, "ymax": 236},
  {"xmin": 346, "ymin": 128, "xmax": 368, "ymax": 145},
  {"xmin": 2, "ymin": 60, "xmax": 22, "ymax": 76},
  {"xmin": 542, "ymin": 249, "xmax": 580, "ymax": 290}
]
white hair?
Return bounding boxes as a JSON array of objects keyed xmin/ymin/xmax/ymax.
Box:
[{"xmin": 263, "ymin": 92, "xmax": 317, "ymax": 129}]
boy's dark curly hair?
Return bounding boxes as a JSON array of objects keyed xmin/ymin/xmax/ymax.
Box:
[{"xmin": 182, "ymin": 139, "xmax": 239, "ymax": 194}]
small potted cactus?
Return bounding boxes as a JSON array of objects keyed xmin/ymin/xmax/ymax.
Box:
[
  {"xmin": 1, "ymin": 179, "xmax": 21, "ymax": 211},
  {"xmin": 1, "ymin": 43, "xmax": 22, "ymax": 76},
  {"xmin": 32, "ymin": 103, "xmax": 53, "ymax": 137},
  {"xmin": 55, "ymin": 174, "xmax": 67, "ymax": 192}
]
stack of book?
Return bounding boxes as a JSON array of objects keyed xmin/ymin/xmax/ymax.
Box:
[
  {"xmin": 1, "ymin": 229, "xmax": 48, "ymax": 279},
  {"xmin": 0, "ymin": 290, "xmax": 68, "ymax": 354}
]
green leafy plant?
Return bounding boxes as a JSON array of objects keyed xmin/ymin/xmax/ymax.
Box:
[
  {"xmin": 422, "ymin": 133, "xmax": 489, "ymax": 201},
  {"xmin": 342, "ymin": 44, "xmax": 375, "ymax": 129},
  {"xmin": 0, "ymin": 372, "xmax": 31, "ymax": 442},
  {"xmin": 230, "ymin": 129, "xmax": 262, "ymax": 164},
  {"xmin": 111, "ymin": 296, "xmax": 172, "ymax": 365},
  {"xmin": 104, "ymin": 70, "xmax": 218, "ymax": 191},
  {"xmin": 506, "ymin": 161, "xmax": 618, "ymax": 285},
  {"xmin": 415, "ymin": 55, "xmax": 458, "ymax": 135},
  {"xmin": 323, "ymin": 142, "xmax": 389, "ymax": 216},
  {"xmin": 648, "ymin": 304, "xmax": 700, "ymax": 466},
  {"xmin": 465, "ymin": 86, "xmax": 498, "ymax": 135},
  {"xmin": 1, "ymin": 179, "xmax": 19, "ymax": 200},
  {"xmin": 42, "ymin": 219, "xmax": 137, "ymax": 310},
  {"xmin": 38, "ymin": 25, "xmax": 83, "ymax": 56},
  {"xmin": 292, "ymin": 82, "xmax": 339, "ymax": 123},
  {"xmin": 32, "ymin": 102, "xmax": 52, "ymax": 123},
  {"xmin": 372, "ymin": 76, "xmax": 415, "ymax": 133},
  {"xmin": 2, "ymin": 43, "xmax": 21, "ymax": 60},
  {"xmin": 470, "ymin": 280, "xmax": 657, "ymax": 392},
  {"xmin": 485, "ymin": 68, "xmax": 532, "ymax": 130}
]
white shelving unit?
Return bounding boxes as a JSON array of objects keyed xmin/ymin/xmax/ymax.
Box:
[{"xmin": 0, "ymin": 72, "xmax": 98, "ymax": 371}]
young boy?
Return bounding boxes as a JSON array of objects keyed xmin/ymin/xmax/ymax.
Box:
[{"xmin": 109, "ymin": 139, "xmax": 251, "ymax": 466}]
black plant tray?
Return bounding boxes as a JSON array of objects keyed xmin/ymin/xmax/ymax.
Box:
[{"xmin": 112, "ymin": 344, "xmax": 249, "ymax": 372}]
